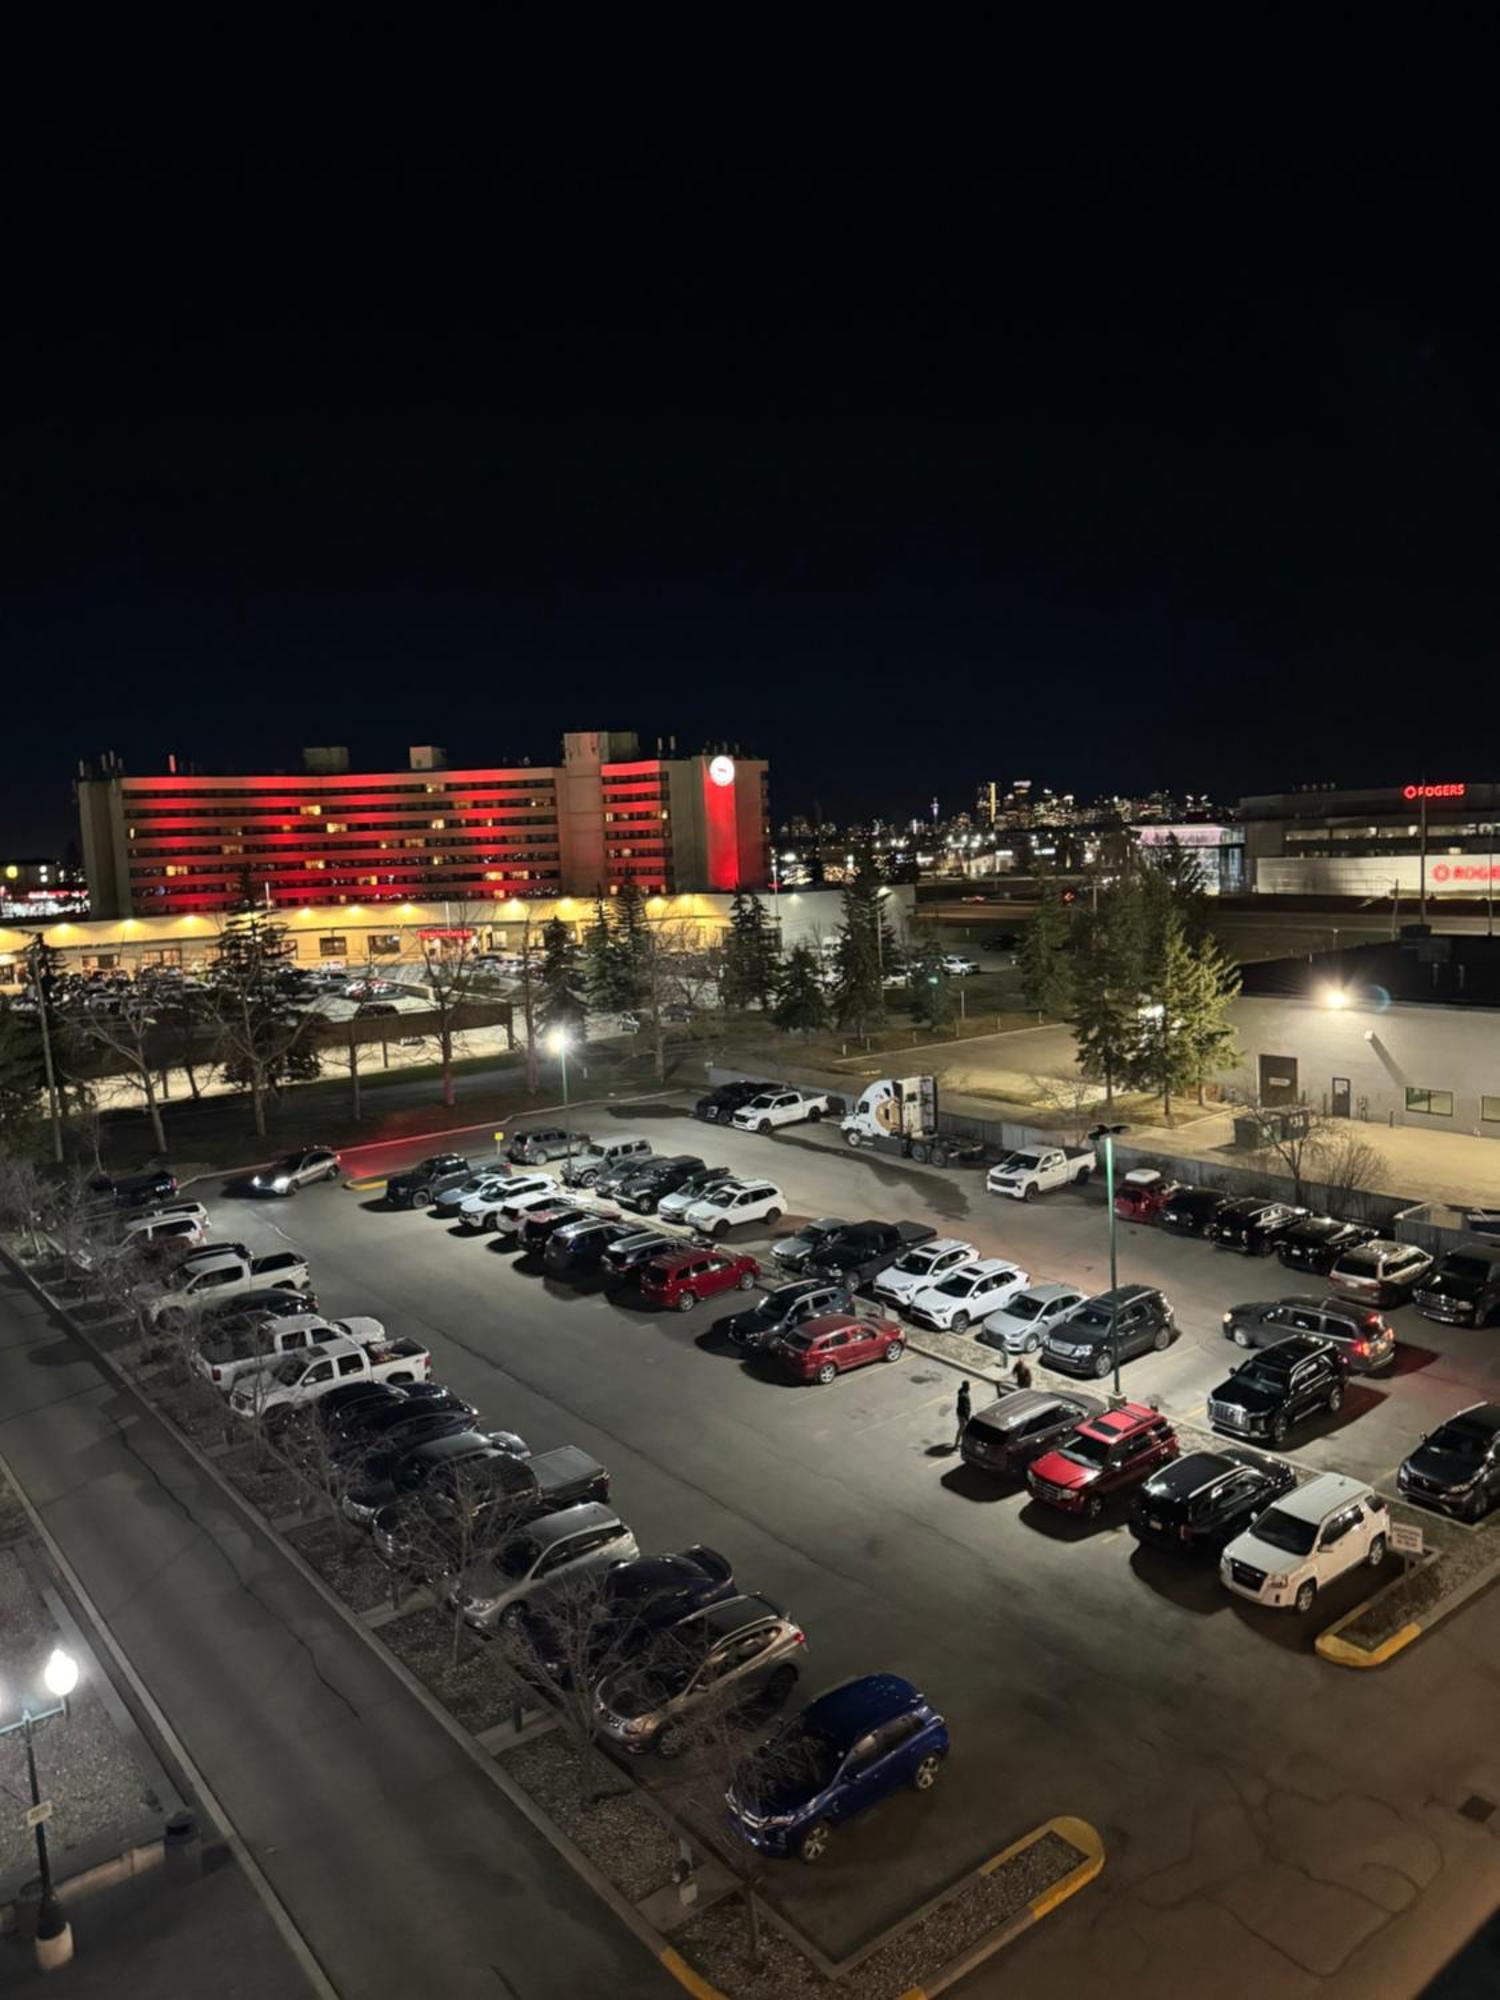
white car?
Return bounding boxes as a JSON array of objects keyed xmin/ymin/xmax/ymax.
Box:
[
  {"xmin": 459, "ymin": 1174, "xmax": 555, "ymax": 1231},
  {"xmin": 941, "ymin": 955, "xmax": 979, "ymax": 975},
  {"xmin": 683, "ymin": 1181, "xmax": 785, "ymax": 1238},
  {"xmin": 730, "ymin": 1088, "xmax": 833, "ymax": 1133},
  {"xmin": 977, "ymin": 1281, "xmax": 1087, "ymax": 1356},
  {"xmin": 908, "ymin": 1258, "xmax": 1031, "ymax": 1334},
  {"xmin": 1220, "ymin": 1472, "xmax": 1389, "ymax": 1614},
  {"xmin": 872, "ymin": 1238, "xmax": 979, "ymax": 1312}
]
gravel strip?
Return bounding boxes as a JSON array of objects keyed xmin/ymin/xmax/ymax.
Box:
[
  {"xmin": 286, "ymin": 1517, "xmax": 401, "ymax": 1614},
  {"xmin": 217, "ymin": 1447, "xmax": 306, "ymax": 1519},
  {"xmin": 0, "ymin": 1547, "xmax": 166, "ymax": 1890},
  {"xmin": 675, "ymin": 1898, "xmax": 825, "ymax": 1999},
  {"xmin": 499, "ymin": 1732, "xmax": 677, "ymax": 1901},
  {"xmin": 377, "ymin": 1604, "xmax": 533, "ymax": 1735},
  {"xmin": 1339, "ymin": 1511, "xmax": 1500, "ymax": 1649},
  {"xmin": 903, "ymin": 1325, "xmax": 1012, "ymax": 1383}
]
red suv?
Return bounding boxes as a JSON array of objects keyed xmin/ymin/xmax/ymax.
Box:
[
  {"xmin": 770, "ymin": 1312, "xmax": 906, "ymax": 1384},
  {"xmin": 1026, "ymin": 1403, "xmax": 1178, "ymax": 1520},
  {"xmin": 640, "ymin": 1249, "xmax": 760, "ymax": 1312},
  {"xmin": 1114, "ymin": 1171, "xmax": 1182, "ymax": 1224}
]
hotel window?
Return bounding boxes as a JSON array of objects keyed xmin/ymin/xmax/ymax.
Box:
[
  {"xmin": 1405, "ymin": 1087, "xmax": 1454, "ymax": 1117},
  {"xmin": 367, "ymin": 934, "xmax": 401, "ymax": 958},
  {"xmin": 319, "ymin": 936, "xmax": 348, "ymax": 958},
  {"xmin": 1482, "ymin": 1097, "xmax": 1500, "ymax": 1124}
]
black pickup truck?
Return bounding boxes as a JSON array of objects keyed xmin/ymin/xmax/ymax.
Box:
[
  {"xmin": 1414, "ymin": 1249, "xmax": 1500, "ymax": 1327},
  {"xmin": 803, "ymin": 1220, "xmax": 937, "ymax": 1287},
  {"xmin": 386, "ymin": 1153, "xmax": 474, "ymax": 1209}
]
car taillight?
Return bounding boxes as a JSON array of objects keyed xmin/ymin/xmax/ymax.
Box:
[
  {"xmin": 1179, "ymin": 1525, "xmax": 1193, "ymax": 1542},
  {"xmin": 1351, "ymin": 1340, "xmax": 1367, "ymax": 1356},
  {"xmin": 211, "ymin": 1367, "xmax": 221, "ymax": 1382},
  {"xmin": 789, "ymin": 1629, "xmax": 805, "ymax": 1645}
]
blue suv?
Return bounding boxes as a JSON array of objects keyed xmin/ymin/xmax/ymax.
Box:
[{"xmin": 725, "ymin": 1674, "xmax": 948, "ymax": 1863}]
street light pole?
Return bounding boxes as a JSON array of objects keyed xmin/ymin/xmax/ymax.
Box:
[
  {"xmin": 1089, "ymin": 1123, "xmax": 1129, "ymax": 1398},
  {"xmin": 25, "ymin": 935, "xmax": 65, "ymax": 1164},
  {"xmin": 2, "ymin": 1647, "xmax": 79, "ymax": 1969}
]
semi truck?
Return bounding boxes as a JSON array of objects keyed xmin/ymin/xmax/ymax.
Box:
[{"xmin": 840, "ymin": 1076, "xmax": 984, "ymax": 1169}]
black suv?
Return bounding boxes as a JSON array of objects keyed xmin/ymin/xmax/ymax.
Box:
[
  {"xmin": 88, "ymin": 1168, "xmax": 179, "ymax": 1210},
  {"xmin": 600, "ymin": 1229, "xmax": 678, "ymax": 1283},
  {"xmin": 1277, "ymin": 1216, "xmax": 1379, "ymax": 1277},
  {"xmin": 1129, "ymin": 1449, "xmax": 1296, "ymax": 1556},
  {"xmin": 1157, "ymin": 1188, "xmax": 1228, "ymax": 1238},
  {"xmin": 721, "ymin": 1279, "xmax": 851, "ymax": 1352},
  {"xmin": 1041, "ymin": 1286, "xmax": 1178, "ymax": 1379},
  {"xmin": 1207, "ymin": 1335, "xmax": 1346, "ymax": 1446},
  {"xmin": 960, "ymin": 1388, "xmax": 1105, "ymax": 1477},
  {"xmin": 1413, "ymin": 1250, "xmax": 1500, "ymax": 1327},
  {"xmin": 386, "ymin": 1153, "xmax": 473, "ymax": 1209},
  {"xmin": 615, "ymin": 1155, "xmax": 708, "ymax": 1216},
  {"xmin": 1398, "ymin": 1404, "xmax": 1500, "ymax": 1520},
  {"xmin": 1220, "ymin": 1296, "xmax": 1395, "ymax": 1374},
  {"xmin": 696, "ymin": 1081, "xmax": 773, "ymax": 1125},
  {"xmin": 520, "ymin": 1203, "xmax": 592, "ymax": 1253},
  {"xmin": 1208, "ymin": 1198, "xmax": 1306, "ymax": 1255},
  {"xmin": 544, "ymin": 1215, "xmax": 640, "ymax": 1277}
]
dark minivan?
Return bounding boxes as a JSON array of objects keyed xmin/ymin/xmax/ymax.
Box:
[
  {"xmin": 1157, "ymin": 1188, "xmax": 1228, "ymax": 1238},
  {"xmin": 959, "ymin": 1388, "xmax": 1105, "ymax": 1478}
]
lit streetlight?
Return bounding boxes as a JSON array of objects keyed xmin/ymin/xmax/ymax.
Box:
[
  {"xmin": 1088, "ymin": 1123, "xmax": 1130, "ymax": 1397},
  {"xmin": 547, "ymin": 1025, "xmax": 572, "ymax": 1125},
  {"xmin": 2, "ymin": 1647, "xmax": 80, "ymax": 1968}
]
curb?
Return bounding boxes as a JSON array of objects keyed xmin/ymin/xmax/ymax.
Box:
[
  {"xmin": 1315, "ymin": 1538, "xmax": 1500, "ymax": 1668},
  {"xmin": 658, "ymin": 1947, "xmax": 731, "ymax": 2000},
  {"xmin": 895, "ymin": 1815, "xmax": 1105, "ymax": 1999}
]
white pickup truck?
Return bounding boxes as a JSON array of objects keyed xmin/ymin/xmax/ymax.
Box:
[
  {"xmin": 142, "ymin": 1249, "xmax": 312, "ymax": 1328},
  {"xmin": 194, "ymin": 1313, "xmax": 386, "ymax": 1392},
  {"xmin": 730, "ymin": 1087, "xmax": 836, "ymax": 1134},
  {"xmin": 229, "ymin": 1335, "xmax": 431, "ymax": 1417},
  {"xmin": 986, "ymin": 1145, "xmax": 1096, "ymax": 1201}
]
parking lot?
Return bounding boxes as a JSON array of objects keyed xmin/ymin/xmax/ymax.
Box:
[{"xmin": 197, "ymin": 1104, "xmax": 1500, "ymax": 1987}]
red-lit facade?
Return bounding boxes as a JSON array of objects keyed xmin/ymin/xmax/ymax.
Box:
[{"xmin": 77, "ymin": 733, "xmax": 770, "ymax": 917}]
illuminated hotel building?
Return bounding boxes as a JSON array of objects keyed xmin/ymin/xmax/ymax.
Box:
[{"xmin": 76, "ymin": 731, "xmax": 770, "ymax": 918}]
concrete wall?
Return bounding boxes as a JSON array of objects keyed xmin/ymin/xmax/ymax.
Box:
[
  {"xmin": 1229, "ymin": 993, "xmax": 1500, "ymax": 1139},
  {"xmin": 1256, "ymin": 854, "xmax": 1500, "ymax": 899}
]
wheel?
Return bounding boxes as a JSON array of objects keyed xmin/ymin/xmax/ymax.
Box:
[
  {"xmin": 500, "ymin": 1604, "xmax": 528, "ymax": 1636},
  {"xmin": 1024, "ymin": 1333, "xmax": 1042, "ymax": 1355},
  {"xmin": 930, "ymin": 1147, "xmax": 950, "ymax": 1168},
  {"xmin": 911, "ymin": 1142, "xmax": 930, "ymax": 1164},
  {"xmin": 765, "ymin": 1208, "xmax": 781, "ymax": 1224},
  {"xmin": 951, "ymin": 1310, "xmax": 971, "ymax": 1334},
  {"xmin": 325, "ymin": 1166, "xmax": 340, "ymax": 1182},
  {"xmin": 883, "ymin": 1339, "xmax": 904, "ymax": 1362},
  {"xmin": 1075, "ymin": 1166, "xmax": 1092, "ymax": 1186},
  {"xmin": 844, "ymin": 1129, "xmax": 862, "ymax": 1148},
  {"xmin": 816, "ymin": 1362, "xmax": 838, "ymax": 1385},
  {"xmin": 1271, "ymin": 1414, "xmax": 1289, "ymax": 1446},
  {"xmin": 1367, "ymin": 1533, "xmax": 1386, "ymax": 1568},
  {"xmin": 1094, "ymin": 1352, "xmax": 1112, "ymax": 1379},
  {"xmin": 1233, "ymin": 1326, "xmax": 1251, "ymax": 1347},
  {"xmin": 1085, "ymin": 1493, "xmax": 1105, "ymax": 1521},
  {"xmin": 713, "ymin": 1220, "xmax": 730, "ymax": 1240},
  {"xmin": 581, "ymin": 1172, "xmax": 598, "ymax": 1188},
  {"xmin": 808, "ymin": 1106, "xmax": 822, "ymax": 1122},
  {"xmin": 763, "ymin": 1663, "xmax": 798, "ymax": 1706},
  {"xmin": 1294, "ymin": 1579, "xmax": 1317, "ymax": 1614},
  {"xmin": 798, "ymin": 1820, "xmax": 833, "ymax": 1865},
  {"xmin": 676, "ymin": 1293, "xmax": 697, "ymax": 1312},
  {"xmin": 1152, "ymin": 1327, "xmax": 1170, "ymax": 1352},
  {"xmin": 911, "ymin": 1751, "xmax": 944, "ymax": 1791},
  {"xmin": 1327, "ymin": 1383, "xmax": 1343, "ymax": 1414},
  {"xmin": 1023, "ymin": 1184, "xmax": 1037, "ymax": 1203},
  {"xmin": 655, "ymin": 1722, "xmax": 688, "ymax": 1760},
  {"xmin": 757, "ymin": 1119, "xmax": 772, "ymax": 1134},
  {"xmin": 737, "ymin": 1270, "xmax": 755, "ymax": 1290}
]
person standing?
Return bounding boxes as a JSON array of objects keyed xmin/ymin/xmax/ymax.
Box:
[
  {"xmin": 1012, "ymin": 1355, "xmax": 1034, "ymax": 1389},
  {"xmin": 954, "ymin": 1378, "xmax": 972, "ymax": 1448}
]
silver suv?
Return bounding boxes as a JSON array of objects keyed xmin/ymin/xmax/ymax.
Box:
[
  {"xmin": 592, "ymin": 1593, "xmax": 805, "ymax": 1756},
  {"xmin": 562, "ymin": 1137, "xmax": 653, "ymax": 1190},
  {"xmin": 508, "ymin": 1127, "xmax": 593, "ymax": 1165}
]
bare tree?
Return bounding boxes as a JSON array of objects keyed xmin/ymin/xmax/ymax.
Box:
[
  {"xmin": 0, "ymin": 1153, "xmax": 49, "ymax": 1258},
  {"xmin": 59, "ymin": 979, "xmax": 172, "ymax": 1154},
  {"xmin": 385, "ymin": 1460, "xmax": 531, "ymax": 1667},
  {"xmin": 1228, "ymin": 1091, "xmax": 1349, "ymax": 1208},
  {"xmin": 406, "ymin": 913, "xmax": 494, "ymax": 1109},
  {"xmin": 636, "ymin": 919, "xmax": 719, "ymax": 1084},
  {"xmin": 1026, "ymin": 1071, "xmax": 1099, "ymax": 1146},
  {"xmin": 1310, "ymin": 1126, "xmax": 1385, "ymax": 1218},
  {"xmin": 498, "ymin": 1570, "xmax": 642, "ymax": 1802}
]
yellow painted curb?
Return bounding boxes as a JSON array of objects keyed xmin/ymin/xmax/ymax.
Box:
[
  {"xmin": 343, "ymin": 1176, "xmax": 388, "ymax": 1192},
  {"xmin": 658, "ymin": 1945, "xmax": 729, "ymax": 2000},
  {"xmin": 1315, "ymin": 1619, "xmax": 1423, "ymax": 1668}
]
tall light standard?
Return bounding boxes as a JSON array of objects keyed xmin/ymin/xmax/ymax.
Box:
[
  {"xmin": 1089, "ymin": 1123, "xmax": 1130, "ymax": 1396},
  {"xmin": 2, "ymin": 1646, "xmax": 79, "ymax": 1969},
  {"xmin": 548, "ymin": 1025, "xmax": 571, "ymax": 1127}
]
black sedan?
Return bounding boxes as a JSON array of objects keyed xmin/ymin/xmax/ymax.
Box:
[
  {"xmin": 1208, "ymin": 1198, "xmax": 1306, "ymax": 1255},
  {"xmin": 1129, "ymin": 1449, "xmax": 1296, "ymax": 1555},
  {"xmin": 1276, "ymin": 1216, "xmax": 1379, "ymax": 1276},
  {"xmin": 720, "ymin": 1279, "xmax": 851, "ymax": 1352},
  {"xmin": 1157, "ymin": 1188, "xmax": 1228, "ymax": 1238}
]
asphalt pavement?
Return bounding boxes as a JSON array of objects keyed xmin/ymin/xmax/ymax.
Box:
[{"xmin": 197, "ymin": 1106, "xmax": 1500, "ymax": 1991}]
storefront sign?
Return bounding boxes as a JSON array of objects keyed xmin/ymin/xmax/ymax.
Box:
[
  {"xmin": 1431, "ymin": 863, "xmax": 1500, "ymax": 883},
  {"xmin": 1402, "ymin": 782, "xmax": 1466, "ymax": 800},
  {"xmin": 416, "ymin": 928, "xmax": 476, "ymax": 941}
]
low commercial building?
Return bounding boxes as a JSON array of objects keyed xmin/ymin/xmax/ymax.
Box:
[
  {"xmin": 1229, "ymin": 932, "xmax": 1500, "ymax": 1139},
  {"xmin": 1239, "ymin": 781, "xmax": 1500, "ymax": 902},
  {"xmin": 75, "ymin": 730, "xmax": 770, "ymax": 917}
]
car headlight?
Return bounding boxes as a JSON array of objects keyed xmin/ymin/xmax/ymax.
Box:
[
  {"xmin": 1447, "ymin": 1475, "xmax": 1480, "ymax": 1494},
  {"xmin": 1266, "ymin": 1573, "xmax": 1290, "ymax": 1588},
  {"xmin": 1221, "ymin": 1312, "xmax": 1232, "ymax": 1325},
  {"xmin": 273, "ymin": 1177, "xmax": 291, "ymax": 1191},
  {"xmin": 619, "ymin": 1715, "xmax": 654, "ymax": 1738}
]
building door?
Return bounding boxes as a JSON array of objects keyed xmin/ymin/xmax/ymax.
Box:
[
  {"xmin": 1258, "ymin": 1054, "xmax": 1300, "ymax": 1106},
  {"xmin": 1330, "ymin": 1076, "xmax": 1351, "ymax": 1118}
]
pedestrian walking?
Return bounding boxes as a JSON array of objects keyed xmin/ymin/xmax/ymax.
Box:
[
  {"xmin": 1012, "ymin": 1355, "xmax": 1033, "ymax": 1389},
  {"xmin": 954, "ymin": 1379, "xmax": 972, "ymax": 1448}
]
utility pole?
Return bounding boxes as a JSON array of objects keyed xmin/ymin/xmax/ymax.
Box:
[
  {"xmin": 1089, "ymin": 1123, "xmax": 1129, "ymax": 1398},
  {"xmin": 26, "ymin": 936, "xmax": 65, "ymax": 1164},
  {"xmin": 1419, "ymin": 789, "xmax": 1428, "ymax": 925}
]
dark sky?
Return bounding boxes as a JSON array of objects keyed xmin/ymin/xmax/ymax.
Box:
[{"xmin": 4, "ymin": 146, "xmax": 1497, "ymax": 850}]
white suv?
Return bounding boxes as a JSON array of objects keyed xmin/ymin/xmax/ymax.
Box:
[
  {"xmin": 872, "ymin": 1238, "xmax": 978, "ymax": 1313},
  {"xmin": 459, "ymin": 1174, "xmax": 555, "ymax": 1231},
  {"xmin": 1220, "ymin": 1472, "xmax": 1388, "ymax": 1614},
  {"xmin": 683, "ymin": 1181, "xmax": 785, "ymax": 1238},
  {"xmin": 908, "ymin": 1258, "xmax": 1031, "ymax": 1334}
]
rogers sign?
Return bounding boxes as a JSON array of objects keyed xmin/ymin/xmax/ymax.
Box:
[
  {"xmin": 1403, "ymin": 782, "xmax": 1466, "ymax": 800},
  {"xmin": 1432, "ymin": 863, "xmax": 1500, "ymax": 884}
]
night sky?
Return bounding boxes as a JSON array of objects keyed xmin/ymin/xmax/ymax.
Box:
[{"xmin": 4, "ymin": 148, "xmax": 1497, "ymax": 850}]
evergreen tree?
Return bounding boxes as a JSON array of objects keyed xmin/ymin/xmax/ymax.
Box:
[
  {"xmin": 1069, "ymin": 886, "xmax": 1145, "ymax": 1112},
  {"xmin": 0, "ymin": 999, "xmax": 46, "ymax": 1153},
  {"xmin": 1132, "ymin": 907, "xmax": 1198, "ymax": 1121},
  {"xmin": 1019, "ymin": 884, "xmax": 1074, "ymax": 1018},
  {"xmin": 831, "ymin": 851, "xmax": 887, "ymax": 1041},
  {"xmin": 772, "ymin": 944, "xmax": 830, "ymax": 1036},
  {"xmin": 1181, "ymin": 934, "xmax": 1242, "ymax": 1105},
  {"xmin": 536, "ymin": 918, "xmax": 587, "ymax": 1038},
  {"xmin": 721, "ymin": 891, "xmax": 779, "ymax": 1011},
  {"xmin": 1143, "ymin": 832, "xmax": 1210, "ymax": 944},
  {"xmin": 906, "ymin": 931, "xmax": 954, "ymax": 1032},
  {"xmin": 582, "ymin": 895, "xmax": 634, "ymax": 1013},
  {"xmin": 208, "ymin": 906, "xmax": 318, "ymax": 1135},
  {"xmin": 613, "ymin": 882, "xmax": 651, "ymax": 1005}
]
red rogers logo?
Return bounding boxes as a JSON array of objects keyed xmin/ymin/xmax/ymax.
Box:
[
  {"xmin": 1403, "ymin": 782, "xmax": 1466, "ymax": 800},
  {"xmin": 1431, "ymin": 862, "xmax": 1500, "ymax": 883}
]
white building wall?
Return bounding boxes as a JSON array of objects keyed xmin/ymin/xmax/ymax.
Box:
[
  {"xmin": 1229, "ymin": 994, "xmax": 1500, "ymax": 1137},
  {"xmin": 1256, "ymin": 855, "xmax": 1500, "ymax": 898}
]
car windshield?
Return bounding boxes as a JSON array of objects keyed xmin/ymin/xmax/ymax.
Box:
[
  {"xmin": 892, "ymin": 1250, "xmax": 934, "ymax": 1274},
  {"xmin": 271, "ymin": 1356, "xmax": 308, "ymax": 1384},
  {"xmin": 1005, "ymin": 1153, "xmax": 1041, "ymax": 1171},
  {"xmin": 1006, "ymin": 1294, "xmax": 1046, "ymax": 1321},
  {"xmin": 1060, "ymin": 1433, "xmax": 1112, "ymax": 1467},
  {"xmin": 934, "ymin": 1273, "xmax": 976, "ymax": 1298},
  {"xmin": 1338, "ymin": 1250, "xmax": 1380, "ymax": 1274},
  {"xmin": 1428, "ymin": 1423, "xmax": 1489, "ymax": 1459},
  {"xmin": 1443, "ymin": 1257, "xmax": 1495, "ymax": 1281},
  {"xmin": 784, "ymin": 1332, "xmax": 816, "ymax": 1351},
  {"xmin": 1069, "ymin": 1306, "xmax": 1111, "ymax": 1332},
  {"xmin": 1238, "ymin": 1361, "xmax": 1291, "ymax": 1388},
  {"xmin": 1247, "ymin": 1508, "xmax": 1318, "ymax": 1556}
]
